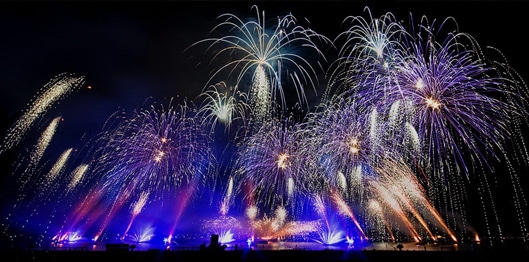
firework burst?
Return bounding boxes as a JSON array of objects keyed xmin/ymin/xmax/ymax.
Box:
[
  {"xmin": 189, "ymin": 5, "xmax": 330, "ymax": 124},
  {"xmin": 90, "ymin": 99, "xmax": 215, "ymax": 201},
  {"xmin": 58, "ymin": 98, "xmax": 216, "ymax": 241},
  {"xmin": 196, "ymin": 81, "xmax": 250, "ymax": 135},
  {"xmin": 233, "ymin": 117, "xmax": 318, "ymax": 216},
  {"xmin": 326, "ymin": 7, "xmax": 407, "ymax": 100}
]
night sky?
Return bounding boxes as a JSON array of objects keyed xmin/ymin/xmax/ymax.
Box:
[
  {"xmin": 1, "ymin": 1, "xmax": 528, "ymax": 149},
  {"xmin": 0, "ymin": 0, "xmax": 529, "ymax": 245}
]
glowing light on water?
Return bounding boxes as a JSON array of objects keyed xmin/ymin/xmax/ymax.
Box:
[
  {"xmin": 54, "ymin": 231, "xmax": 84, "ymax": 243},
  {"xmin": 125, "ymin": 225, "xmax": 156, "ymax": 243},
  {"xmin": 219, "ymin": 229, "xmax": 235, "ymax": 244},
  {"xmin": 250, "ymin": 206, "xmax": 320, "ymax": 240},
  {"xmin": 314, "ymin": 226, "xmax": 345, "ymax": 246},
  {"xmin": 346, "ymin": 235, "xmax": 354, "ymax": 247}
]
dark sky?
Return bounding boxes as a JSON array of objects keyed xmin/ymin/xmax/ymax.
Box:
[{"xmin": 0, "ymin": 0, "xmax": 528, "ymax": 166}]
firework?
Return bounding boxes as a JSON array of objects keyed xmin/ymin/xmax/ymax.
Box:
[
  {"xmin": 0, "ymin": 73, "xmax": 85, "ymax": 155},
  {"xmin": 189, "ymin": 5, "xmax": 330, "ymax": 125},
  {"xmin": 66, "ymin": 164, "xmax": 89, "ymax": 193},
  {"xmin": 28, "ymin": 116, "xmax": 62, "ymax": 170},
  {"xmin": 46, "ymin": 148, "xmax": 74, "ymax": 181},
  {"xmin": 366, "ymin": 159, "xmax": 457, "ymax": 242},
  {"xmin": 15, "ymin": 116, "xmax": 63, "ymax": 191},
  {"xmin": 329, "ymin": 10, "xmax": 526, "ymax": 180},
  {"xmin": 196, "ymin": 81, "xmax": 250, "ymax": 135},
  {"xmin": 250, "ymin": 206, "xmax": 320, "ymax": 240},
  {"xmin": 1, "ymin": 6, "xmax": 528, "ymax": 250},
  {"xmin": 326, "ymin": 7, "xmax": 407, "ymax": 100},
  {"xmin": 323, "ymin": 9, "xmax": 529, "ymax": 243},
  {"xmin": 233, "ymin": 117, "xmax": 318, "ymax": 216},
  {"xmin": 91, "ymin": 99, "xmax": 215, "ymax": 201},
  {"xmin": 58, "ymin": 99, "xmax": 216, "ymax": 242}
]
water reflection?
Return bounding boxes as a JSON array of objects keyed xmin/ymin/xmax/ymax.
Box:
[{"xmin": 53, "ymin": 240, "xmax": 459, "ymax": 252}]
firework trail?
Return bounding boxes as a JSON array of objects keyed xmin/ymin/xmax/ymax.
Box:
[
  {"xmin": 368, "ymin": 179, "xmax": 422, "ymax": 242},
  {"xmin": 368, "ymin": 159, "xmax": 457, "ymax": 242},
  {"xmin": 394, "ymin": 16, "xmax": 518, "ymax": 180},
  {"xmin": 305, "ymin": 98, "xmax": 410, "ymax": 202},
  {"xmin": 124, "ymin": 191, "xmax": 150, "ymax": 238},
  {"xmin": 0, "ymin": 73, "xmax": 85, "ymax": 155},
  {"xmin": 46, "ymin": 148, "xmax": 74, "ymax": 181},
  {"xmin": 220, "ymin": 176, "xmax": 234, "ymax": 216},
  {"xmin": 312, "ymin": 194, "xmax": 347, "ymax": 245},
  {"xmin": 306, "ymin": 100, "xmax": 378, "ymax": 193},
  {"xmin": 15, "ymin": 116, "xmax": 63, "ymax": 191},
  {"xmin": 329, "ymin": 9, "xmax": 527, "ymax": 180},
  {"xmin": 330, "ymin": 191, "xmax": 367, "ymax": 239},
  {"xmin": 324, "ymin": 8, "xmax": 529, "ymax": 242},
  {"xmin": 28, "ymin": 116, "xmax": 62, "ymax": 169},
  {"xmin": 65, "ymin": 164, "xmax": 89, "ymax": 193},
  {"xmin": 25, "ymin": 147, "xmax": 74, "ymax": 205},
  {"xmin": 60, "ymin": 186, "xmax": 108, "ymax": 240},
  {"xmin": 394, "ymin": 15, "xmax": 527, "ymax": 240},
  {"xmin": 367, "ymin": 199, "xmax": 396, "ymax": 242},
  {"xmin": 2, "ymin": 117, "xmax": 68, "ymax": 234}
]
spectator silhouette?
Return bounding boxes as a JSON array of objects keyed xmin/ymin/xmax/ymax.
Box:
[{"xmin": 207, "ymin": 234, "xmax": 227, "ymax": 252}]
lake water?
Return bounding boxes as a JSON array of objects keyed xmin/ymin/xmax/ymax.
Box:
[{"xmin": 53, "ymin": 239, "xmax": 461, "ymax": 252}]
